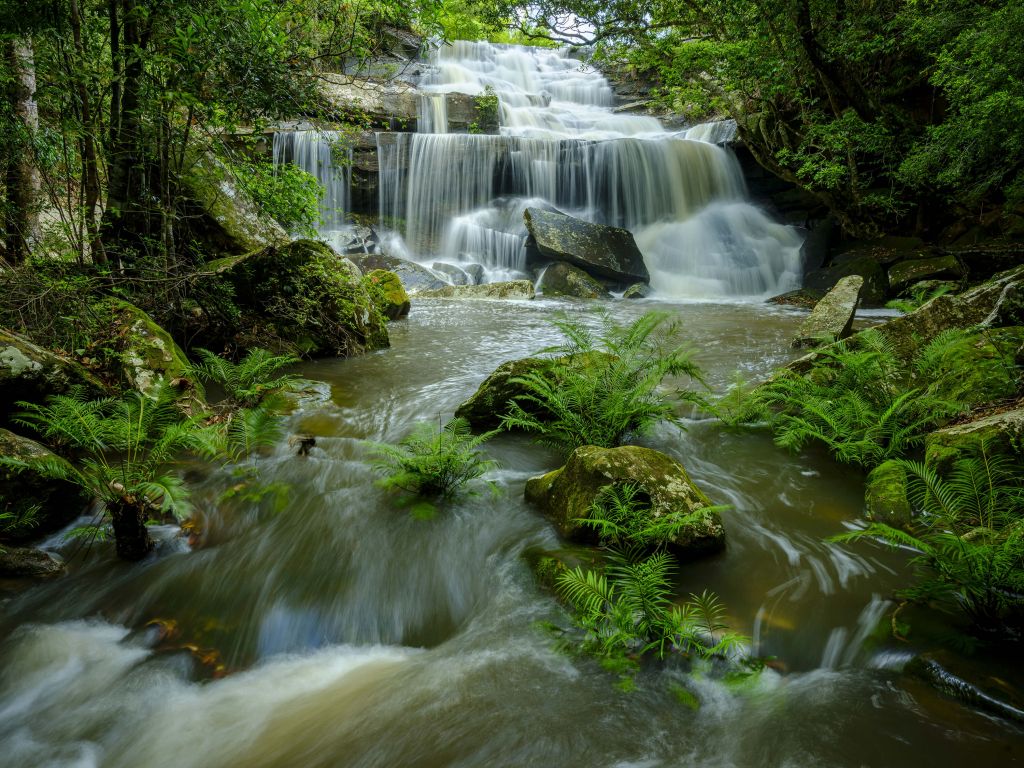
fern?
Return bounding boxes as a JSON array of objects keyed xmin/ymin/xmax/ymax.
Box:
[
  {"xmin": 189, "ymin": 348, "xmax": 299, "ymax": 408},
  {"xmin": 502, "ymin": 312, "xmax": 707, "ymax": 456},
  {"xmin": 885, "ymin": 282, "xmax": 955, "ymax": 313}
]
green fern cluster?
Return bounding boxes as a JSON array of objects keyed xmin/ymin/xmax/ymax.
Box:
[
  {"xmin": 557, "ymin": 546, "xmax": 746, "ymax": 664},
  {"xmin": 189, "ymin": 348, "xmax": 299, "ymax": 408},
  {"xmin": 885, "ymin": 282, "xmax": 956, "ymax": 314},
  {"xmin": 833, "ymin": 442, "xmax": 1024, "ymax": 626},
  {"xmin": 367, "ymin": 417, "xmax": 498, "ymax": 504},
  {"xmin": 502, "ymin": 312, "xmax": 706, "ymax": 455}
]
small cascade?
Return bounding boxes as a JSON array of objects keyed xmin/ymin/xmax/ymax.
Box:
[
  {"xmin": 418, "ymin": 93, "xmax": 448, "ymax": 134},
  {"xmin": 273, "ymin": 130, "xmax": 353, "ymax": 248}
]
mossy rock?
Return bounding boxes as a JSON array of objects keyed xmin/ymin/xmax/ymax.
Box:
[
  {"xmin": 888, "ymin": 255, "xmax": 965, "ymax": 293},
  {"xmin": 925, "ymin": 408, "xmax": 1024, "ymax": 476},
  {"xmin": 455, "ymin": 352, "xmax": 614, "ymax": 431},
  {"xmin": 366, "ymin": 269, "xmax": 411, "ymax": 320},
  {"xmin": 864, "ymin": 460, "xmax": 912, "ymax": 528},
  {"xmin": 0, "ymin": 427, "xmax": 90, "ymax": 542},
  {"xmin": 792, "ymin": 274, "xmax": 862, "ymax": 348},
  {"xmin": 416, "ymin": 280, "xmax": 536, "ymax": 300},
  {"xmin": 922, "ymin": 326, "xmax": 1024, "ymax": 406},
  {"xmin": 767, "ymin": 288, "xmax": 824, "ymax": 309},
  {"xmin": 622, "ymin": 282, "xmax": 652, "ymax": 299},
  {"xmin": 537, "ymin": 262, "xmax": 610, "ymax": 299},
  {"xmin": 90, "ymin": 300, "xmax": 193, "ymax": 399},
  {"xmin": 206, "ymin": 239, "xmax": 389, "ymax": 357},
  {"xmin": 804, "ymin": 256, "xmax": 888, "ymax": 306},
  {"xmin": 0, "ymin": 545, "xmax": 65, "ymax": 578},
  {"xmin": 0, "ymin": 328, "xmax": 107, "ymax": 419},
  {"xmin": 524, "ymin": 445, "xmax": 725, "ymax": 560},
  {"xmin": 523, "ymin": 544, "xmax": 607, "ymax": 590}
]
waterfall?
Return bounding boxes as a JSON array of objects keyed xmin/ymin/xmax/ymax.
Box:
[{"xmin": 272, "ymin": 130, "xmax": 353, "ymax": 249}]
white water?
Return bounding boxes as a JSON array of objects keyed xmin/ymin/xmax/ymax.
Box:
[{"xmin": 275, "ymin": 40, "xmax": 802, "ymax": 299}]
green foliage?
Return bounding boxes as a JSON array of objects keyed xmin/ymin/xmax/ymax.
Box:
[
  {"xmin": 367, "ymin": 417, "xmax": 498, "ymax": 503},
  {"xmin": 832, "ymin": 442, "xmax": 1024, "ymax": 627},
  {"xmin": 747, "ymin": 330, "xmax": 964, "ymax": 468},
  {"xmin": 502, "ymin": 312, "xmax": 706, "ymax": 455},
  {"xmin": 885, "ymin": 283, "xmax": 956, "ymax": 314},
  {"xmin": 230, "ymin": 156, "xmax": 322, "ymax": 238},
  {"xmin": 556, "ymin": 546, "xmax": 746, "ymax": 667},
  {"xmin": 189, "ymin": 347, "xmax": 299, "ymax": 408}
]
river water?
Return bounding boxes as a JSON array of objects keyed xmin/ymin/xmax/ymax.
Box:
[{"xmin": 1, "ymin": 297, "xmax": 1021, "ymax": 767}]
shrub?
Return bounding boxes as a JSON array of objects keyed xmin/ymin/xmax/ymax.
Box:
[
  {"xmin": 502, "ymin": 312, "xmax": 706, "ymax": 455},
  {"xmin": 189, "ymin": 347, "xmax": 299, "ymax": 408}
]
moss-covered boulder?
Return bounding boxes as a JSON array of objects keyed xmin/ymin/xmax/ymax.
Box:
[
  {"xmin": 925, "ymin": 408, "xmax": 1024, "ymax": 476},
  {"xmin": 0, "ymin": 428, "xmax": 90, "ymax": 541},
  {"xmin": 888, "ymin": 255, "xmax": 965, "ymax": 293},
  {"xmin": 0, "ymin": 546, "xmax": 64, "ymax": 578},
  {"xmin": 537, "ymin": 262, "xmax": 610, "ymax": 299},
  {"xmin": 90, "ymin": 300, "xmax": 192, "ymax": 399},
  {"xmin": 864, "ymin": 460, "xmax": 912, "ymax": 528},
  {"xmin": 524, "ymin": 207, "xmax": 649, "ymax": 284},
  {"xmin": 205, "ymin": 240, "xmax": 389, "ymax": 357},
  {"xmin": 365, "ymin": 269, "xmax": 411, "ymax": 320},
  {"xmin": 416, "ymin": 281, "xmax": 536, "ymax": 300},
  {"xmin": 622, "ymin": 282, "xmax": 652, "ymax": 299},
  {"xmin": 524, "ymin": 445, "xmax": 726, "ymax": 559},
  {"xmin": 923, "ymin": 327, "xmax": 1024, "ymax": 405},
  {"xmin": 348, "ymin": 253, "xmax": 448, "ymax": 293},
  {"xmin": 804, "ymin": 256, "xmax": 888, "ymax": 306},
  {"xmin": 178, "ymin": 146, "xmax": 289, "ymax": 254},
  {"xmin": 793, "ymin": 274, "xmax": 862, "ymax": 348},
  {"xmin": 0, "ymin": 328, "xmax": 106, "ymax": 419}
]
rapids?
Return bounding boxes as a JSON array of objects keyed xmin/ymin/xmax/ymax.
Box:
[{"xmin": 1, "ymin": 299, "xmax": 1020, "ymax": 767}]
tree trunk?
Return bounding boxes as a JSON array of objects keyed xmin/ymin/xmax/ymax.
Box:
[
  {"xmin": 109, "ymin": 498, "xmax": 154, "ymax": 561},
  {"xmin": 3, "ymin": 37, "xmax": 42, "ymax": 264}
]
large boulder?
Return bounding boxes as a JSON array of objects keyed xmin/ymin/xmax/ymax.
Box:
[
  {"xmin": 89, "ymin": 300, "xmax": 192, "ymax": 399},
  {"xmin": 524, "ymin": 208, "xmax": 650, "ymax": 283},
  {"xmin": 0, "ymin": 546, "xmax": 64, "ymax": 578},
  {"xmin": 864, "ymin": 460, "xmax": 913, "ymax": 528},
  {"xmin": 432, "ymin": 262, "xmax": 470, "ymax": 286},
  {"xmin": 416, "ymin": 281, "xmax": 536, "ymax": 300},
  {"xmin": 0, "ymin": 428, "xmax": 90, "ymax": 541},
  {"xmin": 537, "ymin": 262, "xmax": 610, "ymax": 299},
  {"xmin": 178, "ymin": 146, "xmax": 289, "ymax": 254},
  {"xmin": 925, "ymin": 408, "xmax": 1024, "ymax": 476},
  {"xmin": 0, "ymin": 329, "xmax": 106, "ymax": 418},
  {"xmin": 204, "ymin": 240, "xmax": 389, "ymax": 357},
  {"xmin": 804, "ymin": 256, "xmax": 887, "ymax": 306},
  {"xmin": 888, "ymin": 255, "xmax": 965, "ymax": 293},
  {"xmin": 792, "ymin": 275, "xmax": 863, "ymax": 348},
  {"xmin": 365, "ymin": 269, "xmax": 410, "ymax": 320},
  {"xmin": 524, "ymin": 445, "xmax": 725, "ymax": 559},
  {"xmin": 347, "ymin": 253, "xmax": 448, "ymax": 293}
]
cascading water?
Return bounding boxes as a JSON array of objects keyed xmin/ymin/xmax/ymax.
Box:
[{"xmin": 376, "ymin": 40, "xmax": 802, "ymax": 298}]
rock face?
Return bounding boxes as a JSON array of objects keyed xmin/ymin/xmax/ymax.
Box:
[
  {"xmin": 347, "ymin": 253, "xmax": 448, "ymax": 293},
  {"xmin": 792, "ymin": 275, "xmax": 863, "ymax": 348},
  {"xmin": 0, "ymin": 546, "xmax": 64, "ymax": 578},
  {"xmin": 925, "ymin": 408, "xmax": 1024, "ymax": 476},
  {"xmin": 524, "ymin": 445, "xmax": 726, "ymax": 559},
  {"xmin": 524, "ymin": 208, "xmax": 650, "ymax": 283},
  {"xmin": 365, "ymin": 269, "xmax": 411, "ymax": 320},
  {"xmin": 537, "ymin": 262, "xmax": 610, "ymax": 299},
  {"xmin": 178, "ymin": 146, "xmax": 289, "ymax": 254},
  {"xmin": 887, "ymin": 255, "xmax": 964, "ymax": 293},
  {"xmin": 91, "ymin": 300, "xmax": 192, "ymax": 398},
  {"xmin": 0, "ymin": 329, "xmax": 106, "ymax": 419},
  {"xmin": 864, "ymin": 460, "xmax": 913, "ymax": 528},
  {"xmin": 206, "ymin": 240, "xmax": 389, "ymax": 357},
  {"xmin": 0, "ymin": 428, "xmax": 90, "ymax": 540},
  {"xmin": 416, "ymin": 281, "xmax": 536, "ymax": 300}
]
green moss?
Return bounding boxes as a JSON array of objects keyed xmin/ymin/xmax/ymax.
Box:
[
  {"xmin": 470, "ymin": 86, "xmax": 500, "ymax": 134},
  {"xmin": 864, "ymin": 459, "xmax": 913, "ymax": 527},
  {"xmin": 365, "ymin": 269, "xmax": 411, "ymax": 320}
]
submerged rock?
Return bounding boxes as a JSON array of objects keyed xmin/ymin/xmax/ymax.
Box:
[
  {"xmin": 864, "ymin": 460, "xmax": 913, "ymax": 528},
  {"xmin": 347, "ymin": 253, "xmax": 448, "ymax": 293},
  {"xmin": 416, "ymin": 281, "xmax": 536, "ymax": 300},
  {"xmin": 792, "ymin": 275, "xmax": 863, "ymax": 348},
  {"xmin": 0, "ymin": 328, "xmax": 106, "ymax": 417},
  {"xmin": 622, "ymin": 282, "xmax": 652, "ymax": 299},
  {"xmin": 524, "ymin": 445, "xmax": 725, "ymax": 559},
  {"xmin": 906, "ymin": 651, "xmax": 1024, "ymax": 724},
  {"xmin": 365, "ymin": 269, "xmax": 411, "ymax": 320},
  {"xmin": 0, "ymin": 546, "xmax": 65, "ymax": 578},
  {"xmin": 537, "ymin": 262, "xmax": 610, "ymax": 299},
  {"xmin": 524, "ymin": 207, "xmax": 650, "ymax": 283}
]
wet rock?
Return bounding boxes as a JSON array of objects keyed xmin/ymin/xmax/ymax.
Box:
[
  {"xmin": 365, "ymin": 269, "xmax": 411, "ymax": 320},
  {"xmin": 0, "ymin": 546, "xmax": 64, "ymax": 578},
  {"xmin": 463, "ymin": 263, "xmax": 485, "ymax": 285},
  {"xmin": 906, "ymin": 651, "xmax": 1024, "ymax": 724},
  {"xmin": 334, "ymin": 225, "xmax": 380, "ymax": 255},
  {"xmin": 347, "ymin": 253, "xmax": 448, "ymax": 293},
  {"xmin": 537, "ymin": 262, "xmax": 610, "ymax": 299},
  {"xmin": 792, "ymin": 275, "xmax": 863, "ymax": 348},
  {"xmin": 767, "ymin": 289, "xmax": 823, "ymax": 309},
  {"xmin": 288, "ymin": 433, "xmax": 317, "ymax": 456},
  {"xmin": 416, "ymin": 281, "xmax": 535, "ymax": 300},
  {"xmin": 207, "ymin": 240, "xmax": 389, "ymax": 357},
  {"xmin": 90, "ymin": 300, "xmax": 193, "ymax": 399},
  {"xmin": 0, "ymin": 328, "xmax": 106, "ymax": 418},
  {"xmin": 524, "ymin": 207, "xmax": 650, "ymax": 283},
  {"xmin": 178, "ymin": 145, "xmax": 289, "ymax": 254},
  {"xmin": 319, "ymin": 75, "xmax": 419, "ymax": 127},
  {"xmin": 432, "ymin": 262, "xmax": 471, "ymax": 286},
  {"xmin": 0, "ymin": 428, "xmax": 90, "ymax": 540},
  {"xmin": 925, "ymin": 407, "xmax": 1024, "ymax": 476},
  {"xmin": 888, "ymin": 255, "xmax": 965, "ymax": 293},
  {"xmin": 804, "ymin": 256, "xmax": 887, "ymax": 306},
  {"xmin": 622, "ymin": 282, "xmax": 652, "ymax": 299},
  {"xmin": 525, "ymin": 445, "xmax": 725, "ymax": 559},
  {"xmin": 864, "ymin": 460, "xmax": 913, "ymax": 528}
]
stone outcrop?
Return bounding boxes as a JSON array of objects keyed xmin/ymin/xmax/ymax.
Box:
[
  {"xmin": 524, "ymin": 445, "xmax": 725, "ymax": 559},
  {"xmin": 524, "ymin": 208, "xmax": 649, "ymax": 283},
  {"xmin": 0, "ymin": 329, "xmax": 106, "ymax": 419},
  {"xmin": 537, "ymin": 262, "xmax": 610, "ymax": 299},
  {"xmin": 416, "ymin": 281, "xmax": 536, "ymax": 300},
  {"xmin": 792, "ymin": 275, "xmax": 863, "ymax": 348}
]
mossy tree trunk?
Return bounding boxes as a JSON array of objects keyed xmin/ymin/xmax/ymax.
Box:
[{"xmin": 3, "ymin": 36, "xmax": 41, "ymax": 264}]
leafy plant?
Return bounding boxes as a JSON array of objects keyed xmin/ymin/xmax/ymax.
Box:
[
  {"xmin": 189, "ymin": 347, "xmax": 299, "ymax": 408},
  {"xmin": 556, "ymin": 546, "xmax": 746, "ymax": 667},
  {"xmin": 502, "ymin": 312, "xmax": 706, "ymax": 455},
  {"xmin": 367, "ymin": 417, "xmax": 498, "ymax": 505},
  {"xmin": 832, "ymin": 442, "xmax": 1024, "ymax": 627},
  {"xmin": 885, "ymin": 282, "xmax": 956, "ymax": 314}
]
